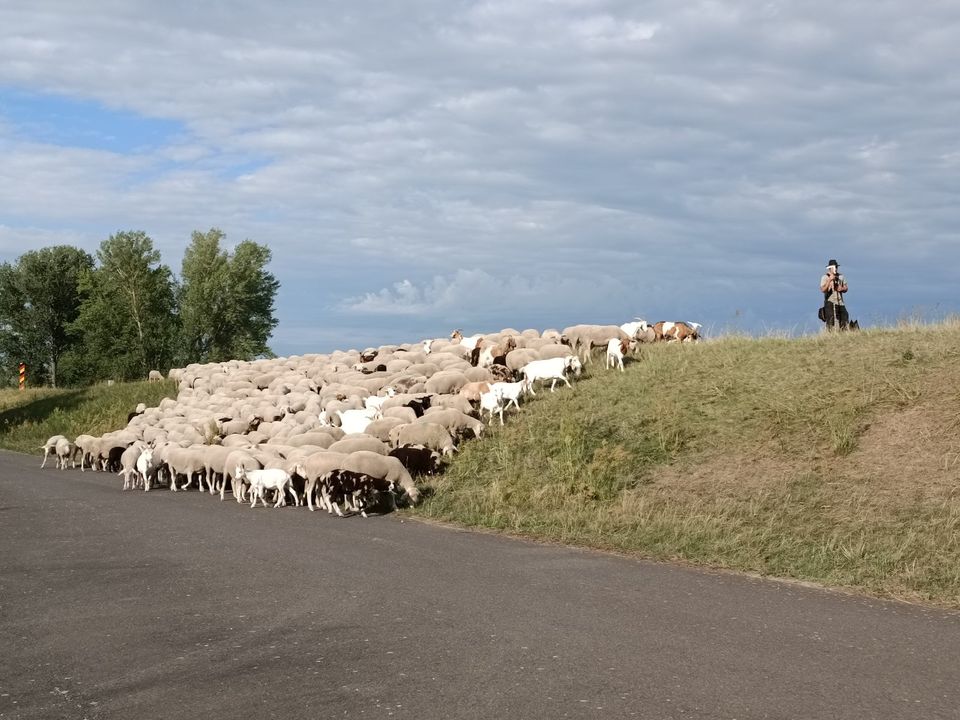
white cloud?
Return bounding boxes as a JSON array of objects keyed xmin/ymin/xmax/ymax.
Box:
[{"xmin": 0, "ymin": 1, "xmax": 959, "ymax": 353}]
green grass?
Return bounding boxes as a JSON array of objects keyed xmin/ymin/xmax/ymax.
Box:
[
  {"xmin": 415, "ymin": 320, "xmax": 960, "ymax": 607},
  {"xmin": 0, "ymin": 380, "xmax": 177, "ymax": 454}
]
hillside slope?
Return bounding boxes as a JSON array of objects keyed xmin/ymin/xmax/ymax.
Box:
[{"xmin": 417, "ymin": 322, "xmax": 960, "ymax": 606}]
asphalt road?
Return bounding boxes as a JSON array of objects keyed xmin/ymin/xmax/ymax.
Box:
[{"xmin": 1, "ymin": 450, "xmax": 958, "ymax": 720}]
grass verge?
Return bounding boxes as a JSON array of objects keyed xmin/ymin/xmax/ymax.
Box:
[
  {"xmin": 414, "ymin": 321, "xmax": 960, "ymax": 607},
  {"xmin": 0, "ymin": 380, "xmax": 177, "ymax": 455}
]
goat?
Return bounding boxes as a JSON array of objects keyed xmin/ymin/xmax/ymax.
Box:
[
  {"xmin": 520, "ymin": 356, "xmax": 583, "ymax": 395},
  {"xmin": 606, "ymin": 338, "xmax": 630, "ymax": 371},
  {"xmin": 235, "ymin": 466, "xmax": 297, "ymax": 508}
]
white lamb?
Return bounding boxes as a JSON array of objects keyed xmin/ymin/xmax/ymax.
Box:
[
  {"xmin": 520, "ymin": 356, "xmax": 583, "ymax": 395},
  {"xmin": 235, "ymin": 466, "xmax": 297, "ymax": 508},
  {"xmin": 364, "ymin": 387, "xmax": 396, "ymax": 412}
]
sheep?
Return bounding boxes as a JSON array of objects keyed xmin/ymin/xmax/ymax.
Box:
[
  {"xmin": 487, "ymin": 364, "xmax": 515, "ymax": 382},
  {"xmin": 361, "ymin": 417, "xmax": 407, "ymax": 443},
  {"xmin": 389, "ymin": 445, "xmax": 441, "ymax": 475},
  {"xmin": 341, "ymin": 451, "xmax": 420, "ymax": 510},
  {"xmin": 619, "ymin": 319, "xmax": 650, "ymax": 339},
  {"xmin": 606, "ymin": 338, "xmax": 630, "ymax": 371},
  {"xmin": 39, "ymin": 435, "xmax": 67, "ymax": 469},
  {"xmin": 118, "ymin": 443, "xmax": 146, "ymax": 489},
  {"xmin": 71, "ymin": 434, "xmax": 98, "ymax": 470},
  {"xmin": 423, "ymin": 370, "xmax": 469, "ymax": 396},
  {"xmin": 296, "ymin": 452, "xmax": 351, "ymax": 512},
  {"xmin": 222, "ymin": 450, "xmax": 264, "ymax": 502},
  {"xmin": 148, "ymin": 370, "xmax": 164, "ymax": 383},
  {"xmin": 520, "ymin": 356, "xmax": 583, "ymax": 394},
  {"xmin": 414, "ymin": 409, "xmax": 483, "ymax": 442},
  {"xmin": 459, "ymin": 381, "xmax": 491, "ymax": 403},
  {"xmin": 236, "ymin": 466, "xmax": 297, "ymax": 508},
  {"xmin": 478, "ymin": 336, "xmax": 517, "ymax": 368},
  {"xmin": 561, "ymin": 324, "xmax": 632, "ymax": 363},
  {"xmin": 55, "ymin": 438, "xmax": 75, "ymax": 470},
  {"xmin": 393, "ymin": 422, "xmax": 458, "ymax": 456},
  {"xmin": 328, "ymin": 435, "xmax": 390, "ymax": 456},
  {"xmin": 136, "ymin": 448, "xmax": 158, "ymax": 491}
]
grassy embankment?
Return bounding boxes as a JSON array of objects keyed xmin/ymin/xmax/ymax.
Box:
[
  {"xmin": 0, "ymin": 380, "xmax": 177, "ymax": 455},
  {"xmin": 416, "ymin": 321, "xmax": 960, "ymax": 607}
]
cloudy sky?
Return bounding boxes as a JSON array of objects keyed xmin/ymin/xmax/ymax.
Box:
[{"xmin": 1, "ymin": 1, "xmax": 957, "ymax": 354}]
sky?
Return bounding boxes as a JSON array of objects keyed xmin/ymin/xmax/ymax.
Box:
[{"xmin": 1, "ymin": 1, "xmax": 958, "ymax": 355}]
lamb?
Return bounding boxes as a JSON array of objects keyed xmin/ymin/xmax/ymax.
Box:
[
  {"xmin": 235, "ymin": 466, "xmax": 297, "ymax": 508},
  {"xmin": 39, "ymin": 435, "xmax": 67, "ymax": 469},
  {"xmin": 520, "ymin": 356, "xmax": 583, "ymax": 394},
  {"xmin": 148, "ymin": 369, "xmax": 164, "ymax": 383},
  {"xmin": 606, "ymin": 338, "xmax": 630, "ymax": 371}
]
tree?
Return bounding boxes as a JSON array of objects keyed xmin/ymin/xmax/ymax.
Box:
[
  {"xmin": 0, "ymin": 246, "xmax": 94, "ymax": 387},
  {"xmin": 178, "ymin": 228, "xmax": 279, "ymax": 363},
  {"xmin": 71, "ymin": 231, "xmax": 179, "ymax": 381}
]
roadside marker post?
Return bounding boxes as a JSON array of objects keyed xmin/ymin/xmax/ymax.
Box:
[{"xmin": 18, "ymin": 362, "xmax": 26, "ymax": 390}]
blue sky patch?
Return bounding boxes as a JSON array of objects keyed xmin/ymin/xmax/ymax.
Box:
[{"xmin": 0, "ymin": 87, "xmax": 183, "ymax": 153}]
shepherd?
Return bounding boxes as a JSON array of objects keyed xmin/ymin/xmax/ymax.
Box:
[{"xmin": 819, "ymin": 259, "xmax": 850, "ymax": 331}]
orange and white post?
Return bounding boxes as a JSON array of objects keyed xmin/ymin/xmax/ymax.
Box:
[{"xmin": 18, "ymin": 362, "xmax": 26, "ymax": 391}]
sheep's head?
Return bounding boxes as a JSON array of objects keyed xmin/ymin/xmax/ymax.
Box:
[
  {"xmin": 504, "ymin": 337, "xmax": 517, "ymax": 352},
  {"xmin": 450, "ymin": 329, "xmax": 463, "ymax": 340},
  {"xmin": 568, "ymin": 357, "xmax": 583, "ymax": 376},
  {"xmin": 235, "ymin": 465, "xmax": 246, "ymax": 481},
  {"xmin": 293, "ymin": 462, "xmax": 307, "ymax": 478}
]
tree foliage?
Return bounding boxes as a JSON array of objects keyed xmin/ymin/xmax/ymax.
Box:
[
  {"xmin": 0, "ymin": 227, "xmax": 280, "ymax": 387},
  {"xmin": 71, "ymin": 231, "xmax": 179, "ymax": 382},
  {"xmin": 0, "ymin": 246, "xmax": 94, "ymax": 387},
  {"xmin": 178, "ymin": 228, "xmax": 279, "ymax": 363}
]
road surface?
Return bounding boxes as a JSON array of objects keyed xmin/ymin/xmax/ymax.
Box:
[{"xmin": 1, "ymin": 449, "xmax": 957, "ymax": 719}]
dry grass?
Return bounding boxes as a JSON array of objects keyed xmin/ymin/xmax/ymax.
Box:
[{"xmin": 415, "ymin": 320, "xmax": 960, "ymax": 606}]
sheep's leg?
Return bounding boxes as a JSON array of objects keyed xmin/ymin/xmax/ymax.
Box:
[
  {"xmin": 40, "ymin": 452, "xmax": 49, "ymax": 469},
  {"xmin": 550, "ymin": 378, "xmax": 558, "ymax": 392},
  {"xmin": 305, "ymin": 478, "xmax": 316, "ymax": 511},
  {"xmin": 562, "ymin": 375, "xmax": 572, "ymax": 389},
  {"xmin": 287, "ymin": 486, "xmax": 300, "ymax": 507}
]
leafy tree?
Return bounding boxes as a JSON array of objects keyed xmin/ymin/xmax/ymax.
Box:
[
  {"xmin": 0, "ymin": 246, "xmax": 94, "ymax": 387},
  {"xmin": 178, "ymin": 228, "xmax": 279, "ymax": 363},
  {"xmin": 71, "ymin": 231, "xmax": 179, "ymax": 381}
]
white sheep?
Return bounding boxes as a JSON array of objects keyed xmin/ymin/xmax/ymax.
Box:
[
  {"xmin": 55, "ymin": 438, "xmax": 75, "ymax": 470},
  {"xmin": 520, "ymin": 356, "xmax": 583, "ymax": 395},
  {"xmin": 39, "ymin": 435, "xmax": 67, "ymax": 469},
  {"xmin": 136, "ymin": 448, "xmax": 158, "ymax": 491}
]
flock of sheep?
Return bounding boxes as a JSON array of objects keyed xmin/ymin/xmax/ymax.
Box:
[{"xmin": 38, "ymin": 319, "xmax": 701, "ymax": 517}]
